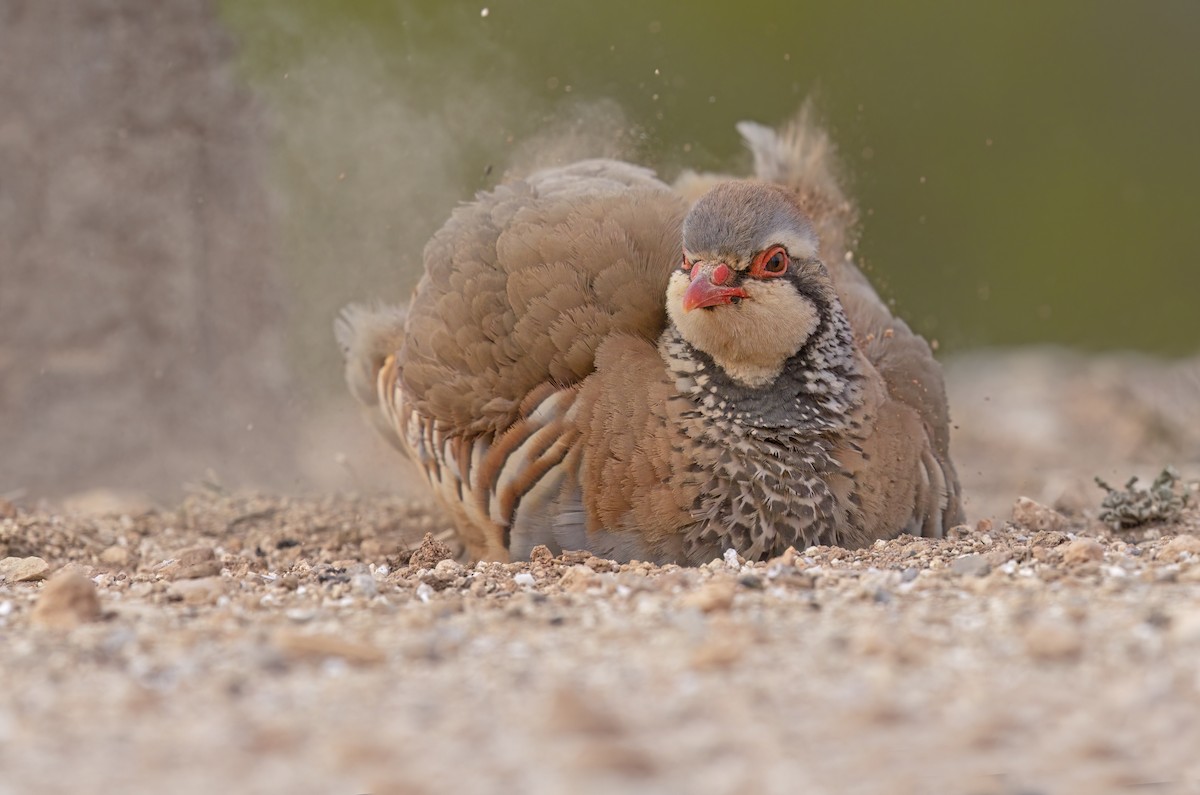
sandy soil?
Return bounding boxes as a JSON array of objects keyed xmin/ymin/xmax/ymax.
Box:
[{"xmin": 2, "ymin": 350, "xmax": 1199, "ymax": 795}]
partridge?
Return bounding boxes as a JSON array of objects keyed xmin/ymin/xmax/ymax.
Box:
[{"xmin": 337, "ymin": 110, "xmax": 963, "ymax": 564}]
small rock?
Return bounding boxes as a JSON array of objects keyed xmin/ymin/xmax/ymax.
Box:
[
  {"xmin": 1011, "ymin": 497, "xmax": 1068, "ymax": 533},
  {"xmin": 352, "ymin": 572, "xmax": 378, "ymax": 598},
  {"xmin": 1030, "ymin": 530, "xmax": 1068, "ymax": 547},
  {"xmin": 1162, "ymin": 535, "xmax": 1200, "ymax": 560},
  {"xmin": 408, "ymin": 533, "xmax": 453, "ymax": 569},
  {"xmin": 546, "ymin": 687, "xmax": 622, "ymax": 735},
  {"xmin": 167, "ymin": 576, "xmax": 227, "ymax": 606},
  {"xmin": 559, "ymin": 565, "xmax": 599, "ymax": 593},
  {"xmin": 163, "ymin": 546, "xmax": 221, "ymax": 580},
  {"xmin": 946, "ymin": 524, "xmax": 973, "ymax": 539},
  {"xmin": 1023, "ymin": 620, "xmax": 1083, "ymax": 661},
  {"xmin": 528, "ymin": 545, "xmax": 554, "ymax": 564},
  {"xmin": 1062, "ymin": 537, "xmax": 1105, "ymax": 565},
  {"xmin": 513, "ymin": 572, "xmax": 536, "ymax": 587},
  {"xmin": 98, "ymin": 546, "xmax": 135, "ymax": 569},
  {"xmin": 583, "ymin": 556, "xmax": 617, "ymax": 572},
  {"xmin": 689, "ymin": 635, "xmax": 744, "ymax": 669},
  {"xmin": 274, "ymin": 630, "xmax": 385, "ymax": 666},
  {"xmin": 178, "ymin": 546, "xmax": 215, "ymax": 567},
  {"xmin": 31, "ymin": 570, "xmax": 102, "ymax": 628},
  {"xmin": 0, "ymin": 556, "xmax": 50, "ymax": 583},
  {"xmin": 681, "ymin": 580, "xmax": 736, "ymax": 613},
  {"xmin": 690, "ymin": 617, "xmax": 750, "ymax": 668},
  {"xmin": 949, "ymin": 553, "xmax": 991, "ymax": 577},
  {"xmin": 766, "ymin": 547, "xmax": 797, "ymax": 569},
  {"xmin": 0, "ymin": 498, "xmax": 16, "ymax": 519}
]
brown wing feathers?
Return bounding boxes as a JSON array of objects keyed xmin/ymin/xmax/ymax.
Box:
[{"xmin": 401, "ymin": 178, "xmax": 684, "ymax": 441}]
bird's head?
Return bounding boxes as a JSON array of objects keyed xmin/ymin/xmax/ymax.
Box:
[{"xmin": 666, "ymin": 181, "xmax": 835, "ymax": 388}]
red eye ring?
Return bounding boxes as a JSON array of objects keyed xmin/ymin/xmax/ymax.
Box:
[
  {"xmin": 750, "ymin": 245, "xmax": 789, "ymax": 278},
  {"xmin": 681, "ymin": 255, "xmax": 693, "ymax": 272}
]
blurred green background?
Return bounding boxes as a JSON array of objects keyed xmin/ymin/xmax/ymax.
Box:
[{"xmin": 220, "ymin": 0, "xmax": 1200, "ymax": 371}]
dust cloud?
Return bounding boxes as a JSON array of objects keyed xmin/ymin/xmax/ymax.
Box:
[{"xmin": 0, "ymin": 0, "xmax": 645, "ymax": 507}]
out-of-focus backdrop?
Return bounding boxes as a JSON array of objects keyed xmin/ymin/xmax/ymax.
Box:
[{"xmin": 2, "ymin": 0, "xmax": 1197, "ymax": 514}]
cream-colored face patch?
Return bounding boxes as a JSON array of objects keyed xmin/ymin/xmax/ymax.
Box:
[{"xmin": 666, "ymin": 270, "xmax": 820, "ymax": 388}]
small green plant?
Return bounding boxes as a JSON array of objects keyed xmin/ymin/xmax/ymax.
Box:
[{"xmin": 1095, "ymin": 467, "xmax": 1194, "ymax": 530}]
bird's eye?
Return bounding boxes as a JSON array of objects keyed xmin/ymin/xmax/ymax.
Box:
[
  {"xmin": 751, "ymin": 246, "xmax": 789, "ymax": 278},
  {"xmin": 681, "ymin": 256, "xmax": 693, "ymax": 272}
]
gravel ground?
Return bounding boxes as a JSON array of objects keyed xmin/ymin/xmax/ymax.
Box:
[{"xmin": 2, "ymin": 351, "xmax": 1199, "ymax": 795}]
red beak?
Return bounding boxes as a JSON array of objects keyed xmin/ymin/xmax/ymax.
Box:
[{"xmin": 682, "ymin": 265, "xmax": 748, "ymax": 311}]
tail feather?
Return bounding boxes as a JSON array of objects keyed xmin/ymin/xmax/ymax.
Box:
[{"xmin": 334, "ymin": 303, "xmax": 408, "ymax": 409}]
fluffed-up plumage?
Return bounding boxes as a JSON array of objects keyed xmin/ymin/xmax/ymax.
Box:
[{"xmin": 338, "ymin": 108, "xmax": 964, "ymax": 564}]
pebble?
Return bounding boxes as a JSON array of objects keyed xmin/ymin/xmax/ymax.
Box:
[
  {"xmin": 950, "ymin": 553, "xmax": 991, "ymax": 577},
  {"xmin": 689, "ymin": 634, "xmax": 744, "ymax": 668},
  {"xmin": 1011, "ymin": 497, "xmax": 1068, "ymax": 533},
  {"xmin": 31, "ymin": 570, "xmax": 102, "ymax": 628},
  {"xmin": 0, "ymin": 498, "xmax": 16, "ymax": 519},
  {"xmin": 434, "ymin": 558, "xmax": 461, "ymax": 574},
  {"xmin": 0, "ymin": 556, "xmax": 50, "ymax": 583},
  {"xmin": 167, "ymin": 576, "xmax": 227, "ymax": 606},
  {"xmin": 560, "ymin": 565, "xmax": 600, "ymax": 593},
  {"xmin": 513, "ymin": 572, "xmax": 536, "ymax": 587},
  {"xmin": 1062, "ymin": 538, "xmax": 1104, "ymax": 565},
  {"xmin": 765, "ymin": 547, "xmax": 797, "ymax": 569},
  {"xmin": 408, "ymin": 533, "xmax": 454, "ymax": 569},
  {"xmin": 546, "ymin": 687, "xmax": 622, "ymax": 735},
  {"xmin": 163, "ymin": 546, "xmax": 221, "ymax": 580},
  {"xmin": 1023, "ymin": 620, "xmax": 1084, "ymax": 661},
  {"xmin": 1161, "ymin": 535, "xmax": 1200, "ymax": 561},
  {"xmin": 681, "ymin": 580, "xmax": 736, "ymax": 613},
  {"xmin": 98, "ymin": 546, "xmax": 135, "ymax": 569},
  {"xmin": 528, "ymin": 545, "xmax": 554, "ymax": 564},
  {"xmin": 352, "ymin": 572, "xmax": 378, "ymax": 597},
  {"xmin": 273, "ymin": 630, "xmax": 385, "ymax": 666}
]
